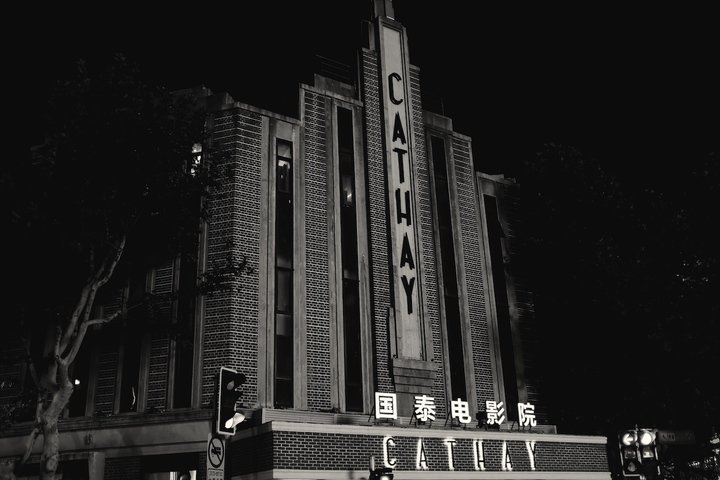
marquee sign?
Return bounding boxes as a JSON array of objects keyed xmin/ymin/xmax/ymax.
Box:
[
  {"xmin": 381, "ymin": 435, "xmax": 539, "ymax": 471},
  {"xmin": 380, "ymin": 22, "xmax": 423, "ymax": 360},
  {"xmin": 249, "ymin": 421, "xmax": 610, "ymax": 475}
]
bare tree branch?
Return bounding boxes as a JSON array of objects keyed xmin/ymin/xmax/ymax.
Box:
[
  {"xmin": 20, "ymin": 425, "xmax": 41, "ymax": 465},
  {"xmin": 64, "ymin": 310, "xmax": 121, "ymax": 365},
  {"xmin": 96, "ymin": 235, "xmax": 126, "ymax": 289},
  {"xmin": 59, "ymin": 235, "xmax": 126, "ymax": 354},
  {"xmin": 86, "ymin": 311, "xmax": 121, "ymax": 327},
  {"xmin": 61, "ymin": 284, "xmax": 93, "ymax": 354},
  {"xmin": 53, "ymin": 326, "xmax": 62, "ymax": 360}
]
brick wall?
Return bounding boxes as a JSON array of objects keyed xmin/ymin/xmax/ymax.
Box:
[
  {"xmin": 302, "ymin": 89, "xmax": 332, "ymax": 410},
  {"xmin": 452, "ymin": 138, "xmax": 495, "ymax": 405},
  {"xmin": 269, "ymin": 429, "xmax": 608, "ymax": 473},
  {"xmin": 202, "ymin": 108, "xmax": 262, "ymax": 408},
  {"xmin": 361, "ymin": 49, "xmax": 394, "ymax": 394},
  {"xmin": 410, "ymin": 67, "xmax": 447, "ymax": 415},
  {"xmin": 230, "ymin": 431, "xmax": 274, "ymax": 475}
]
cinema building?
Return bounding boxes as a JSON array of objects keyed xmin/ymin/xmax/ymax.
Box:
[{"xmin": 1, "ymin": 1, "xmax": 610, "ymax": 479}]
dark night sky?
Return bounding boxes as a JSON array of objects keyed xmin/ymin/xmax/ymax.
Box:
[{"xmin": 30, "ymin": 2, "xmax": 719, "ymax": 185}]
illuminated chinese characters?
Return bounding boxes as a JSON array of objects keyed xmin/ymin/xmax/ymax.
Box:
[
  {"xmin": 413, "ymin": 395, "xmax": 436, "ymax": 422},
  {"xmin": 375, "ymin": 392, "xmax": 398, "ymax": 420},
  {"xmin": 486, "ymin": 400, "xmax": 506, "ymax": 425},
  {"xmin": 375, "ymin": 392, "xmax": 536, "ymax": 429},
  {"xmin": 518, "ymin": 402, "xmax": 537, "ymax": 427}
]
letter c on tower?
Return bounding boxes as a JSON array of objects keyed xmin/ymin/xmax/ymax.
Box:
[{"xmin": 388, "ymin": 72, "xmax": 403, "ymax": 105}]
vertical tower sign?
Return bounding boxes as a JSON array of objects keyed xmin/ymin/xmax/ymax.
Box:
[{"xmin": 379, "ymin": 20, "xmax": 423, "ymax": 360}]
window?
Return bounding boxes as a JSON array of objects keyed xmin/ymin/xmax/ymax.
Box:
[
  {"xmin": 118, "ymin": 267, "xmax": 147, "ymax": 413},
  {"xmin": 274, "ymin": 139, "xmax": 294, "ymax": 408},
  {"xmin": 189, "ymin": 143, "xmax": 202, "ymax": 175},
  {"xmin": 337, "ymin": 107, "xmax": 363, "ymax": 411},
  {"xmin": 431, "ymin": 135, "xmax": 467, "ymax": 402},
  {"xmin": 172, "ymin": 251, "xmax": 198, "ymax": 409}
]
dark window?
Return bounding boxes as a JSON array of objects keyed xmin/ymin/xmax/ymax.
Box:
[
  {"xmin": 119, "ymin": 334, "xmax": 141, "ymax": 413},
  {"xmin": 57, "ymin": 459, "xmax": 89, "ymax": 480},
  {"xmin": 173, "ymin": 250, "xmax": 198, "ymax": 409},
  {"xmin": 431, "ymin": 135, "xmax": 467, "ymax": 401},
  {"xmin": 119, "ymin": 269, "xmax": 146, "ymax": 413},
  {"xmin": 338, "ymin": 107, "xmax": 363, "ymax": 411},
  {"xmin": 484, "ymin": 194, "xmax": 518, "ymax": 418},
  {"xmin": 275, "ymin": 139, "xmax": 294, "ymax": 408},
  {"xmin": 275, "ymin": 268, "xmax": 293, "ymax": 314}
]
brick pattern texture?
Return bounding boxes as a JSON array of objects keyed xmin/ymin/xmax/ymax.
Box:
[
  {"xmin": 410, "ymin": 67, "xmax": 447, "ymax": 416},
  {"xmin": 361, "ymin": 49, "xmax": 393, "ymax": 394},
  {"xmin": 302, "ymin": 89, "xmax": 333, "ymax": 410},
  {"xmin": 202, "ymin": 108, "xmax": 262, "ymax": 407},
  {"xmin": 453, "ymin": 137, "xmax": 494, "ymax": 404},
  {"xmin": 265, "ymin": 430, "xmax": 608, "ymax": 473}
]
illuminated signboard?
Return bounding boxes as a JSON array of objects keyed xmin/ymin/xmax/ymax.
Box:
[
  {"xmin": 381, "ymin": 435, "xmax": 539, "ymax": 472},
  {"xmin": 380, "ymin": 22, "xmax": 423, "ymax": 360},
  {"xmin": 376, "ymin": 392, "xmax": 536, "ymax": 430}
]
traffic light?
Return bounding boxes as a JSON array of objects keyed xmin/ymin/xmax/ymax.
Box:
[
  {"xmin": 638, "ymin": 428, "xmax": 659, "ymax": 479},
  {"xmin": 618, "ymin": 429, "xmax": 641, "ymax": 478},
  {"xmin": 216, "ymin": 366, "xmax": 246, "ymax": 436},
  {"xmin": 369, "ymin": 467, "xmax": 393, "ymax": 480}
]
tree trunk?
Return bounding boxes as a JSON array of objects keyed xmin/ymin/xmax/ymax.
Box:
[
  {"xmin": 41, "ymin": 421, "xmax": 59, "ymax": 480},
  {"xmin": 39, "ymin": 378, "xmax": 74, "ymax": 480}
]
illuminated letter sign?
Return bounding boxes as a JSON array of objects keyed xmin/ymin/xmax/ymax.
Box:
[
  {"xmin": 444, "ymin": 438, "xmax": 457, "ymax": 471},
  {"xmin": 380, "ymin": 23, "xmax": 423, "ymax": 359},
  {"xmin": 473, "ymin": 439, "xmax": 486, "ymax": 471},
  {"xmin": 377, "ymin": 435, "xmax": 547, "ymax": 473},
  {"xmin": 526, "ymin": 440, "xmax": 537, "ymax": 471},
  {"xmin": 416, "ymin": 438, "xmax": 429, "ymax": 470},
  {"xmin": 502, "ymin": 441, "xmax": 513, "ymax": 471}
]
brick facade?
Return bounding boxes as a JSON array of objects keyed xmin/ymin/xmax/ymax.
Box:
[
  {"xmin": 229, "ymin": 423, "xmax": 608, "ymax": 474},
  {"xmin": 452, "ymin": 137, "xmax": 495, "ymax": 405},
  {"xmin": 302, "ymin": 88, "xmax": 333, "ymax": 411},
  {"xmin": 2, "ymin": 7, "xmax": 607, "ymax": 480},
  {"xmin": 361, "ymin": 48, "xmax": 395, "ymax": 396},
  {"xmin": 202, "ymin": 108, "xmax": 263, "ymax": 408}
]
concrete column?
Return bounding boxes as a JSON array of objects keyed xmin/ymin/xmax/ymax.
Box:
[{"xmin": 88, "ymin": 451, "xmax": 105, "ymax": 480}]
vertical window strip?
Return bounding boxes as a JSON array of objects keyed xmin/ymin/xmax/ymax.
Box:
[
  {"xmin": 337, "ymin": 107, "xmax": 363, "ymax": 411},
  {"xmin": 431, "ymin": 135, "xmax": 467, "ymax": 402},
  {"xmin": 275, "ymin": 138, "xmax": 294, "ymax": 408}
]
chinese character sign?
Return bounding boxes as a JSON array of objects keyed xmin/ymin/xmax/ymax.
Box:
[
  {"xmin": 517, "ymin": 402, "xmax": 537, "ymax": 427},
  {"xmin": 485, "ymin": 400, "xmax": 506, "ymax": 425},
  {"xmin": 375, "ymin": 392, "xmax": 398, "ymax": 420},
  {"xmin": 450, "ymin": 398, "xmax": 472, "ymax": 424},
  {"xmin": 413, "ymin": 395, "xmax": 436, "ymax": 422}
]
